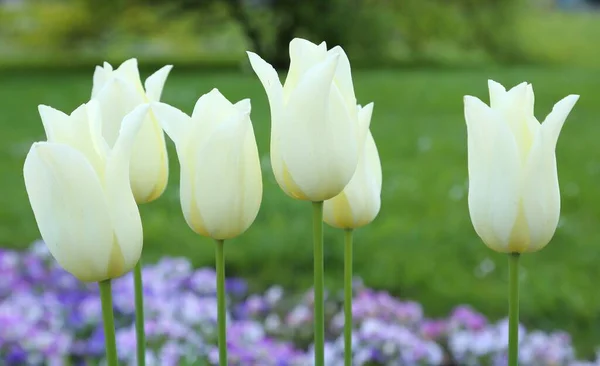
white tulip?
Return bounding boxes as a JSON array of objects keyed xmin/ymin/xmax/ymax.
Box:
[
  {"xmin": 247, "ymin": 38, "xmax": 368, "ymax": 202},
  {"xmin": 151, "ymin": 89, "xmax": 262, "ymax": 240},
  {"xmin": 92, "ymin": 58, "xmax": 172, "ymax": 204},
  {"xmin": 324, "ymin": 103, "xmax": 382, "ymax": 229},
  {"xmin": 24, "ymin": 101, "xmax": 149, "ymax": 282},
  {"xmin": 465, "ymin": 80, "xmax": 579, "ymax": 253}
]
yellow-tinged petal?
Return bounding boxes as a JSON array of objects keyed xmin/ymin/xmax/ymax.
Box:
[
  {"xmin": 23, "ymin": 142, "xmax": 114, "ymax": 282},
  {"xmin": 324, "ymin": 128, "xmax": 382, "ymax": 229}
]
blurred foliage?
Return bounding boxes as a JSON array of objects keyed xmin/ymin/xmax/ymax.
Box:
[
  {"xmin": 392, "ymin": 0, "xmax": 524, "ymax": 62},
  {"xmin": 2, "ymin": 0, "xmax": 598, "ymax": 68}
]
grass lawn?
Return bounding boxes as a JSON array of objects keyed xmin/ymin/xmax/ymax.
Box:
[{"xmin": 1, "ymin": 66, "xmax": 600, "ymax": 357}]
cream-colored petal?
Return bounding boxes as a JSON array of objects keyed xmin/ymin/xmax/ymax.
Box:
[
  {"xmin": 38, "ymin": 102, "xmax": 107, "ymax": 177},
  {"xmin": 329, "ymin": 46, "xmax": 356, "ymax": 109},
  {"xmin": 246, "ymin": 51, "xmax": 284, "ymax": 114},
  {"xmin": 465, "ymin": 96, "xmax": 521, "ymax": 252},
  {"xmin": 191, "ymin": 88, "xmax": 235, "ymax": 128},
  {"xmin": 520, "ymin": 128, "xmax": 560, "ymax": 253},
  {"xmin": 324, "ymin": 130, "xmax": 381, "ymax": 229},
  {"xmin": 150, "ymin": 101, "xmax": 191, "ymax": 149},
  {"xmin": 246, "ymin": 52, "xmax": 287, "ymax": 193},
  {"xmin": 114, "ymin": 58, "xmax": 145, "ymax": 94},
  {"xmin": 23, "ymin": 142, "xmax": 113, "ymax": 282},
  {"xmin": 282, "ymin": 38, "xmax": 328, "ymax": 102},
  {"xmin": 129, "ymin": 112, "xmax": 169, "ymax": 204},
  {"xmin": 497, "ymin": 82, "xmax": 534, "ymax": 163},
  {"xmin": 519, "ymin": 94, "xmax": 579, "ymax": 252},
  {"xmin": 94, "ymin": 78, "xmax": 146, "ymax": 147},
  {"xmin": 487, "ymin": 79, "xmax": 506, "ymax": 108},
  {"xmin": 144, "ymin": 65, "xmax": 173, "ymax": 102},
  {"xmin": 282, "ymin": 53, "xmax": 359, "ymax": 201},
  {"xmin": 234, "ymin": 99, "xmax": 252, "ymax": 115},
  {"xmin": 103, "ymin": 105, "xmax": 148, "ymax": 276},
  {"xmin": 91, "ymin": 64, "xmax": 112, "ymax": 97},
  {"xmin": 357, "ymin": 102, "xmax": 374, "ymax": 155},
  {"xmin": 540, "ymin": 94, "xmax": 580, "ymax": 148},
  {"xmin": 189, "ymin": 89, "xmax": 239, "ymax": 163},
  {"xmin": 193, "ymin": 110, "xmax": 262, "ymax": 239}
]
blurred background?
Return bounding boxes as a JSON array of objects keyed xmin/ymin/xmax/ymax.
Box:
[{"xmin": 1, "ymin": 0, "xmax": 600, "ymax": 359}]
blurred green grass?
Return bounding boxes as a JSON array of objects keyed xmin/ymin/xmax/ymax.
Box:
[{"xmin": 1, "ymin": 65, "xmax": 600, "ymax": 356}]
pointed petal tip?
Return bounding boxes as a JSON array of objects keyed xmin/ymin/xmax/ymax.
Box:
[
  {"xmin": 236, "ymin": 99, "xmax": 252, "ymax": 115},
  {"xmin": 362, "ymin": 102, "xmax": 374, "ymax": 113},
  {"xmin": 38, "ymin": 104, "xmax": 54, "ymax": 113}
]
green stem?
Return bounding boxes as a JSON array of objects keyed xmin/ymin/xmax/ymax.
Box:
[
  {"xmin": 99, "ymin": 280, "xmax": 118, "ymax": 366},
  {"xmin": 344, "ymin": 229, "xmax": 354, "ymax": 366},
  {"xmin": 133, "ymin": 260, "xmax": 146, "ymax": 366},
  {"xmin": 215, "ymin": 239, "xmax": 227, "ymax": 366},
  {"xmin": 508, "ymin": 252, "xmax": 520, "ymax": 366},
  {"xmin": 312, "ymin": 201, "xmax": 325, "ymax": 366}
]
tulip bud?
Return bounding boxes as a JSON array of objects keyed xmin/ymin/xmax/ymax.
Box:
[
  {"xmin": 151, "ymin": 89, "xmax": 262, "ymax": 240},
  {"xmin": 247, "ymin": 38, "xmax": 368, "ymax": 202},
  {"xmin": 92, "ymin": 58, "xmax": 172, "ymax": 204},
  {"xmin": 24, "ymin": 101, "xmax": 149, "ymax": 282},
  {"xmin": 324, "ymin": 103, "xmax": 382, "ymax": 229},
  {"xmin": 465, "ymin": 80, "xmax": 579, "ymax": 253}
]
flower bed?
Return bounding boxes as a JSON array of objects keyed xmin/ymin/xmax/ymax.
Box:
[{"xmin": 0, "ymin": 242, "xmax": 598, "ymax": 366}]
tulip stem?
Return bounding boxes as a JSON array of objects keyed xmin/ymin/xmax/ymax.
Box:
[
  {"xmin": 312, "ymin": 201, "xmax": 325, "ymax": 366},
  {"xmin": 343, "ymin": 228, "xmax": 354, "ymax": 366},
  {"xmin": 99, "ymin": 279, "xmax": 118, "ymax": 366},
  {"xmin": 133, "ymin": 260, "xmax": 146, "ymax": 366},
  {"xmin": 215, "ymin": 239, "xmax": 227, "ymax": 366},
  {"xmin": 508, "ymin": 252, "xmax": 520, "ymax": 366}
]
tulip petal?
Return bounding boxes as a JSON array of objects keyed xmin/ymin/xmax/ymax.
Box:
[
  {"xmin": 193, "ymin": 110, "xmax": 262, "ymax": 239},
  {"xmin": 246, "ymin": 52, "xmax": 287, "ymax": 194},
  {"xmin": 114, "ymin": 58, "xmax": 145, "ymax": 93},
  {"xmin": 144, "ymin": 65, "xmax": 173, "ymax": 102},
  {"xmin": 38, "ymin": 101, "xmax": 107, "ymax": 176},
  {"xmin": 282, "ymin": 53, "xmax": 359, "ymax": 201},
  {"xmin": 23, "ymin": 142, "xmax": 113, "ymax": 282},
  {"xmin": 151, "ymin": 102, "xmax": 206, "ymax": 235},
  {"xmin": 324, "ymin": 130, "xmax": 381, "ymax": 229},
  {"xmin": 540, "ymin": 94, "xmax": 580, "ymax": 148},
  {"xmin": 283, "ymin": 38, "xmax": 328, "ymax": 101},
  {"xmin": 329, "ymin": 46, "xmax": 356, "ymax": 108},
  {"xmin": 488, "ymin": 79, "xmax": 506, "ymax": 108},
  {"xmin": 357, "ymin": 102, "xmax": 374, "ymax": 156},
  {"xmin": 151, "ymin": 102, "xmax": 191, "ymax": 149},
  {"xmin": 94, "ymin": 77, "xmax": 146, "ymax": 147},
  {"xmin": 520, "ymin": 129, "xmax": 560, "ymax": 252},
  {"xmin": 103, "ymin": 105, "xmax": 147, "ymax": 274},
  {"xmin": 129, "ymin": 110, "xmax": 169, "ymax": 203},
  {"xmin": 91, "ymin": 64, "xmax": 112, "ymax": 97},
  {"xmin": 246, "ymin": 51, "xmax": 283, "ymax": 112},
  {"xmin": 519, "ymin": 94, "xmax": 579, "ymax": 252},
  {"xmin": 465, "ymin": 96, "xmax": 520, "ymax": 252},
  {"xmin": 191, "ymin": 88, "xmax": 235, "ymax": 128}
]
